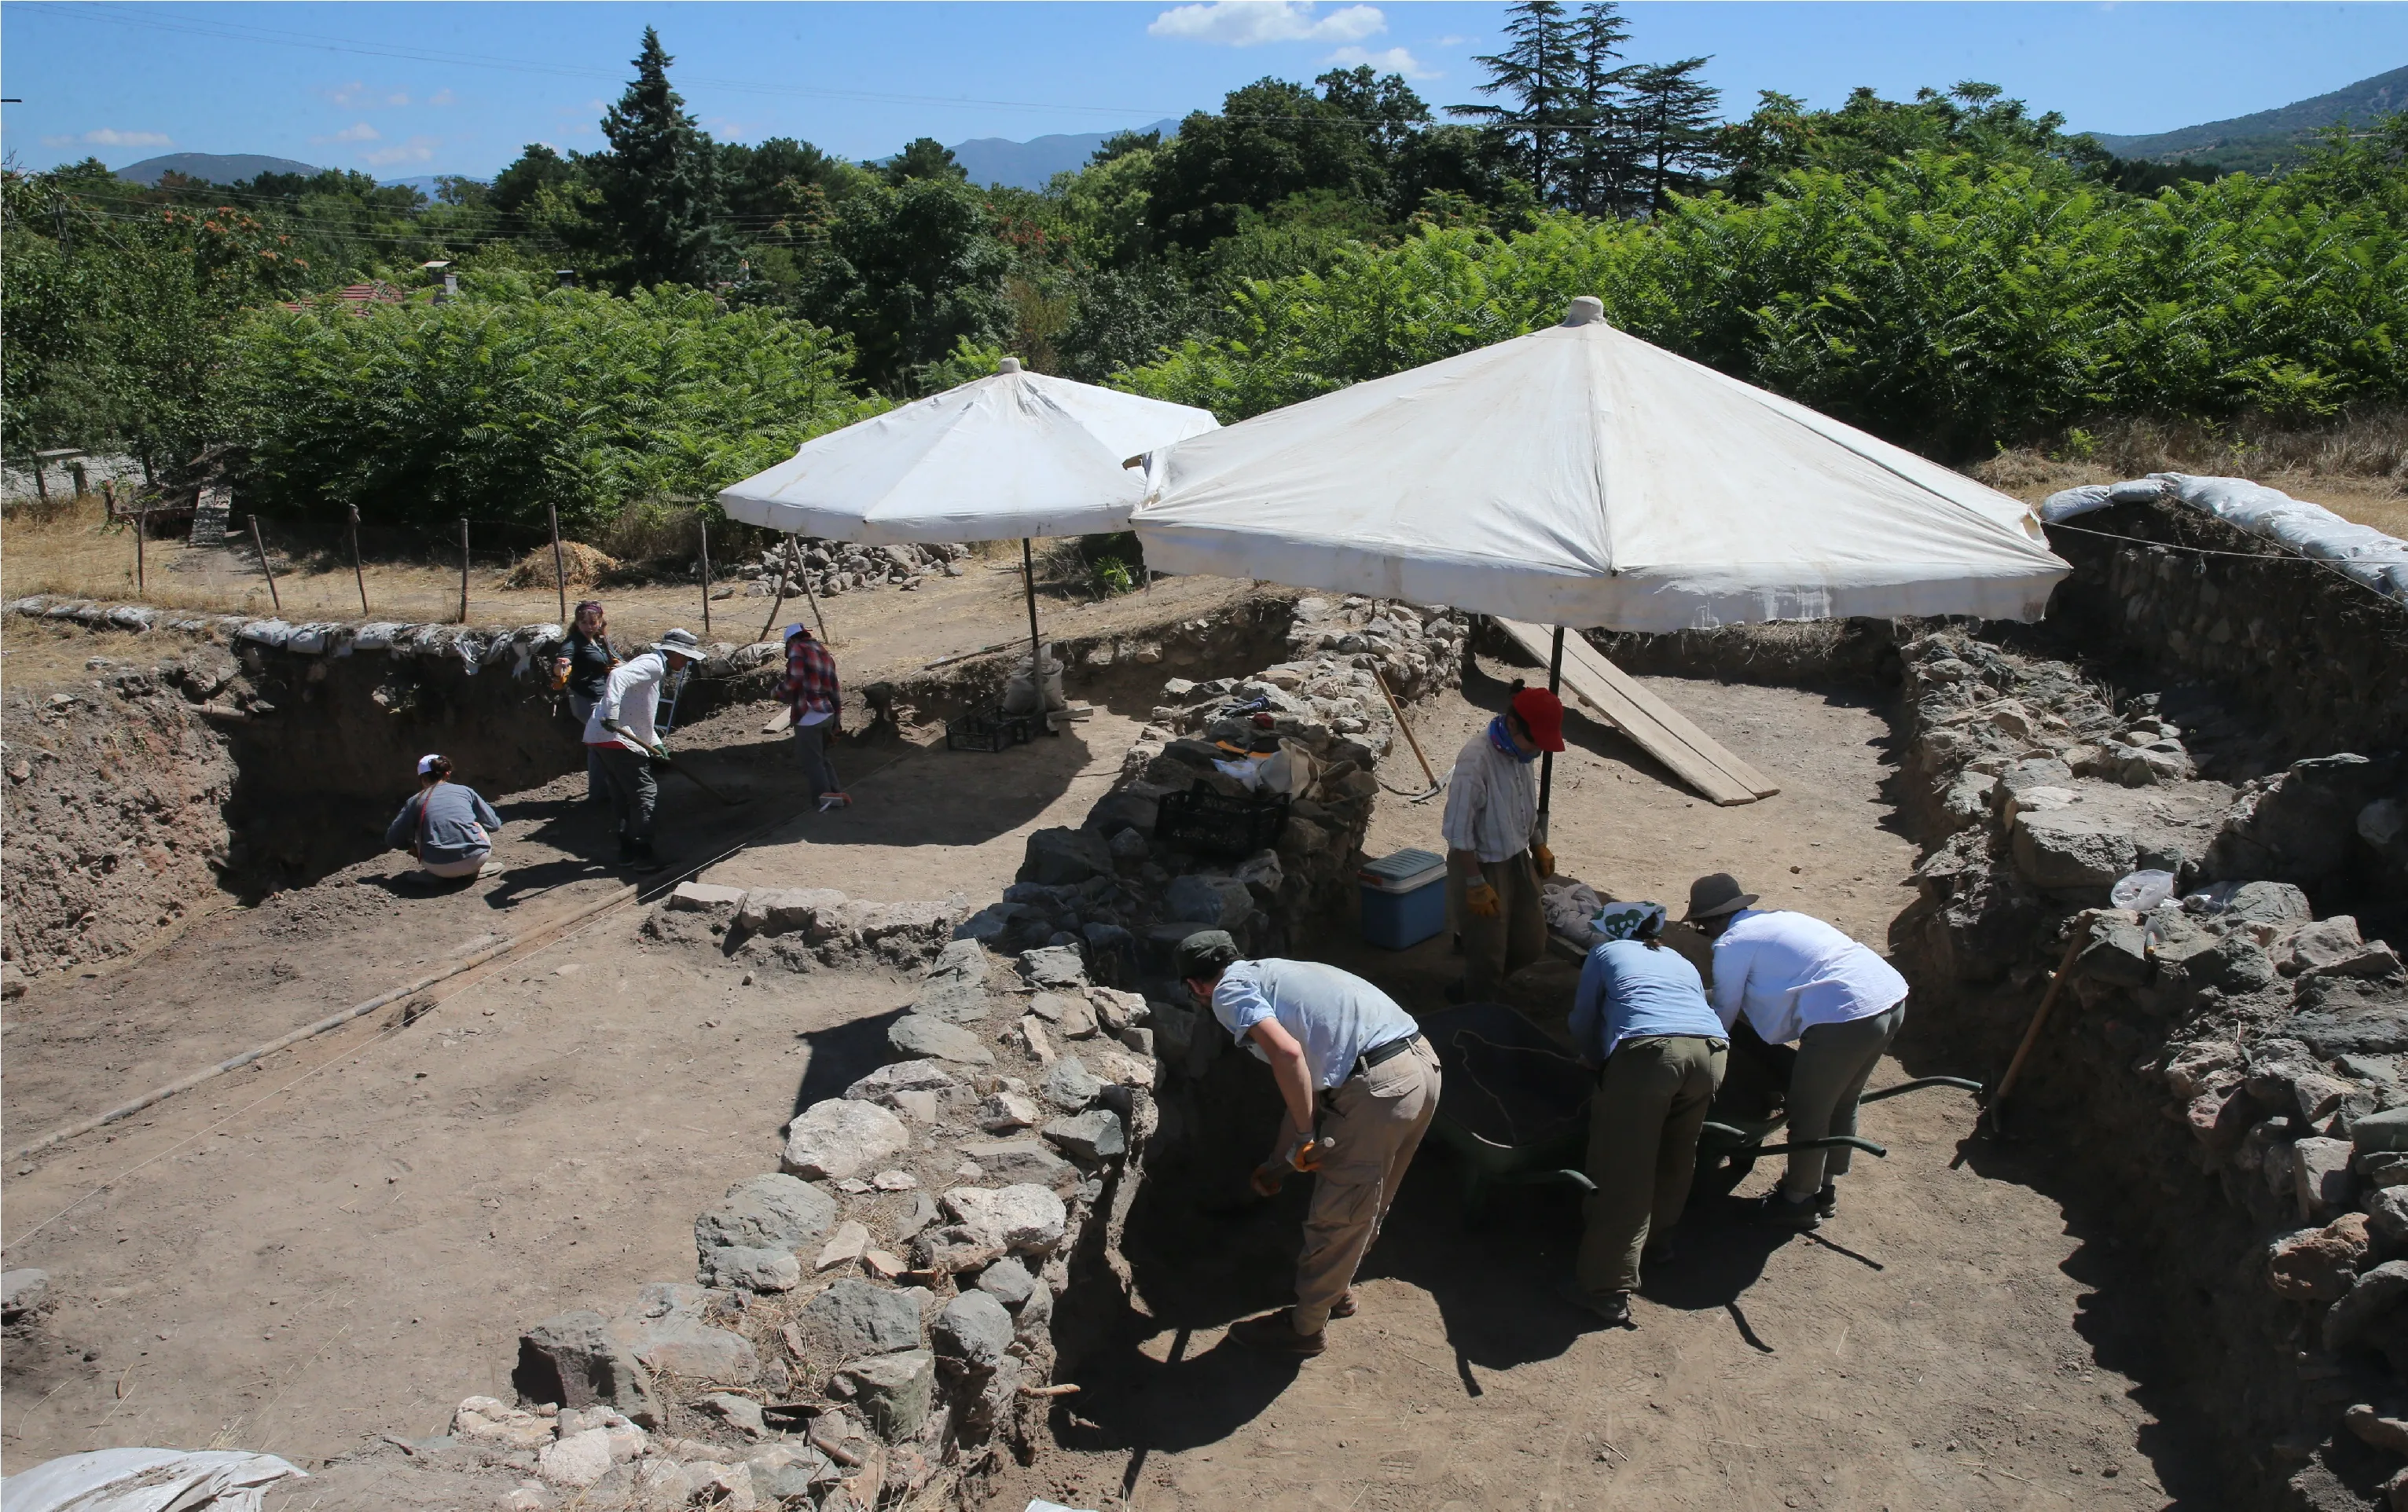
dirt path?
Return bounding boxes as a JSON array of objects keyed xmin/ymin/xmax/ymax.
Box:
[{"xmin": 0, "ymin": 622, "xmax": 2212, "ymax": 1507}]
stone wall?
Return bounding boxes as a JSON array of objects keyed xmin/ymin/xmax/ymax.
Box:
[
  {"xmin": 2045, "ymin": 500, "xmax": 2408, "ymax": 764},
  {"xmin": 1889, "ymin": 626, "xmax": 2408, "ymax": 1510}
]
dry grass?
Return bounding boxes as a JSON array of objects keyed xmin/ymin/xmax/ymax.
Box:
[{"xmin": 501, "ymin": 541, "xmax": 619, "ymax": 590}]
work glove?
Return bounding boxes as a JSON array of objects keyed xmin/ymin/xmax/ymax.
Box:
[
  {"xmin": 648, "ymin": 742, "xmax": 671, "ymax": 762},
  {"xmin": 1249, "ymin": 1136, "xmax": 1330, "ymax": 1197},
  {"xmin": 1533, "ymin": 842, "xmax": 1556, "ymax": 879},
  {"xmin": 1464, "ymin": 879, "xmax": 1502, "ymax": 918}
]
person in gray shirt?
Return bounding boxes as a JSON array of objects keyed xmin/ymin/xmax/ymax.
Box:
[{"xmin": 384, "ymin": 754, "xmax": 503, "ymax": 882}]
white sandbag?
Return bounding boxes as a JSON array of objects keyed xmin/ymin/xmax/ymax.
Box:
[
  {"xmin": 2039, "ymin": 485, "xmax": 2112, "ymax": 523},
  {"xmin": 0, "ymin": 1448, "xmax": 307, "ymax": 1512},
  {"xmin": 2057, "ymin": 473, "xmax": 2408, "ymax": 606},
  {"xmin": 1001, "ymin": 647, "xmax": 1066, "ymax": 714}
]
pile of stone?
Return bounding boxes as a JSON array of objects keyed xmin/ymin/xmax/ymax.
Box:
[
  {"xmin": 729, "ymin": 541, "xmax": 970, "ymax": 600},
  {"xmin": 1279, "ymin": 593, "xmax": 1467, "ymax": 706},
  {"xmin": 652, "ymin": 883, "xmax": 964, "ymax": 975},
  {"xmin": 1892, "ymin": 626, "xmax": 2408, "ymax": 1506}
]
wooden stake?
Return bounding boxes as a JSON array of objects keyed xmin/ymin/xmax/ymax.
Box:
[
  {"xmin": 134, "ymin": 506, "xmax": 145, "ymax": 595},
  {"xmin": 698, "ymin": 516, "xmax": 713, "ymax": 637},
  {"xmin": 347, "ymin": 505, "xmax": 370, "ymax": 614},
  {"xmin": 1986, "ymin": 918, "xmax": 2094, "ymax": 1135},
  {"xmin": 457, "ymin": 517, "xmax": 470, "ymax": 625},
  {"xmin": 1371, "ymin": 664, "xmax": 1439, "ymax": 791},
  {"xmin": 546, "ymin": 504, "xmax": 567, "ymax": 627},
  {"xmin": 246, "ymin": 516, "xmax": 281, "ymax": 611},
  {"xmin": 791, "ymin": 538, "xmax": 828, "ymax": 640},
  {"xmin": 757, "ymin": 549, "xmax": 791, "ymax": 644}
]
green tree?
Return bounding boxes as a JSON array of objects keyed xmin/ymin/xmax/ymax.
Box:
[
  {"xmin": 806, "ymin": 176, "xmax": 1011, "ymax": 391},
  {"xmin": 1147, "ymin": 77, "xmax": 1386, "ymax": 249},
  {"xmin": 598, "ymin": 27, "xmax": 729, "ymax": 288},
  {"xmin": 883, "ymin": 138, "xmax": 967, "ymax": 185},
  {"xmin": 1623, "ymin": 58, "xmax": 1723, "ymax": 211},
  {"xmin": 1456, "ymin": 2, "xmax": 1581, "ymax": 204}
]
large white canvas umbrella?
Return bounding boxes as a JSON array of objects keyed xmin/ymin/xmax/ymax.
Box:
[
  {"xmin": 1132, "ymin": 296, "xmax": 2069, "ymax": 813},
  {"xmin": 721, "ymin": 358, "xmax": 1219, "ymax": 688}
]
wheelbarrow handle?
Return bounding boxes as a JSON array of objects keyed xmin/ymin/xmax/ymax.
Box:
[
  {"xmin": 1746, "ymin": 1133, "xmax": 1888, "ymax": 1159},
  {"xmin": 1861, "ymin": 1075, "xmax": 1984, "ymax": 1103}
]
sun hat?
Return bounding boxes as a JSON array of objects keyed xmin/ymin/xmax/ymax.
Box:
[
  {"xmin": 1510, "ymin": 686, "xmax": 1566, "ymax": 752},
  {"xmin": 1176, "ymin": 930, "xmax": 1242, "ymax": 982},
  {"xmin": 783, "ymin": 622, "xmax": 809, "ymax": 640},
  {"xmin": 1593, "ymin": 901, "xmax": 1667, "ymax": 941},
  {"xmin": 416, "ymin": 754, "xmax": 443, "ymax": 776},
  {"xmin": 655, "ymin": 628, "xmax": 703, "ymax": 657},
  {"xmin": 1683, "ymin": 872, "xmax": 1759, "ymax": 922}
]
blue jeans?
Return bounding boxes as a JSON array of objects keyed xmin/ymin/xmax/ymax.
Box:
[{"xmin": 792, "ymin": 719, "xmax": 839, "ymax": 799}]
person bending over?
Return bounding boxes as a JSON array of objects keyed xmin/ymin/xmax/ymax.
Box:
[{"xmin": 385, "ymin": 754, "xmax": 502, "ymax": 882}]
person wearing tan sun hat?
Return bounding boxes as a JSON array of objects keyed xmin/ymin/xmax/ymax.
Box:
[
  {"xmin": 1441, "ymin": 681, "xmax": 1567, "ymax": 1002},
  {"xmin": 1684, "ymin": 872, "xmax": 1910, "ymax": 1230}
]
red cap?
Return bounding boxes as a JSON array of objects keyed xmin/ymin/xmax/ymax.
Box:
[{"xmin": 1511, "ymin": 687, "xmax": 1566, "ymax": 752}]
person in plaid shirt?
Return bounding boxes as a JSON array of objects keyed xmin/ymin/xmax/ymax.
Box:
[{"xmin": 779, "ymin": 623, "xmax": 849, "ymax": 809}]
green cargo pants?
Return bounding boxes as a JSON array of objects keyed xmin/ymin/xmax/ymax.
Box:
[{"xmin": 1575, "ymin": 1033, "xmax": 1727, "ymax": 1297}]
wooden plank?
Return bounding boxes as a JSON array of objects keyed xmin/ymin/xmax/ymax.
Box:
[{"xmin": 1498, "ymin": 619, "xmax": 1778, "ymax": 806}]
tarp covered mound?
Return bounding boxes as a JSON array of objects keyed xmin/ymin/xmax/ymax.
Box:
[
  {"xmin": 1134, "ymin": 300, "xmax": 2071, "ymax": 633},
  {"xmin": 2043, "ymin": 473, "xmax": 2408, "ymax": 604},
  {"xmin": 1, "ymin": 1448, "xmax": 306, "ymax": 1512},
  {"xmin": 719, "ymin": 359, "xmax": 1218, "ymax": 545}
]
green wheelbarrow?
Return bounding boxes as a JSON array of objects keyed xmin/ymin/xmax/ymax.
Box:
[{"xmin": 1690, "ymin": 1075, "xmax": 1984, "ymax": 1205}]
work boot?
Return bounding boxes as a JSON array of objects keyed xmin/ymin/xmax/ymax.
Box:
[
  {"xmin": 1816, "ymin": 1183, "xmax": 1838, "ymax": 1220},
  {"xmin": 1228, "ymin": 1309, "xmax": 1326, "ymax": 1356},
  {"xmin": 628, "ymin": 841, "xmax": 666, "ymax": 874},
  {"xmin": 1557, "ymin": 1282, "xmax": 1632, "ymax": 1328},
  {"xmin": 1753, "ymin": 1190, "xmax": 1823, "ymax": 1231},
  {"xmin": 1328, "ymin": 1292, "xmax": 1356, "ymax": 1319},
  {"xmin": 1641, "ymin": 1234, "xmax": 1679, "ymax": 1268}
]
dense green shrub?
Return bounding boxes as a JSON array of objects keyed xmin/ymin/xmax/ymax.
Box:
[{"xmin": 215, "ymin": 278, "xmax": 875, "ymax": 534}]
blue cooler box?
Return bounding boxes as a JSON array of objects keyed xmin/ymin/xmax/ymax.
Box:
[{"xmin": 1359, "ymin": 847, "xmax": 1448, "ymax": 950}]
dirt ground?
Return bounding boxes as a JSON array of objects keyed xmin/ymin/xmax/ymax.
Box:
[{"xmin": 0, "ymin": 593, "xmax": 2214, "ymax": 1508}]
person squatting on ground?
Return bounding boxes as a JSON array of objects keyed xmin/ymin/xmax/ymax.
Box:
[
  {"xmin": 552, "ymin": 600, "xmax": 620, "ymax": 805},
  {"xmin": 384, "ymin": 754, "xmax": 503, "ymax": 882},
  {"xmin": 1686, "ymin": 872, "xmax": 1911, "ymax": 1231},
  {"xmin": 585, "ymin": 628, "xmax": 702, "ymax": 872},
  {"xmin": 1442, "ymin": 683, "xmax": 1568, "ymax": 1002},
  {"xmin": 1179, "ymin": 930, "xmax": 1442, "ymax": 1357},
  {"xmin": 1565, "ymin": 901, "xmax": 1729, "ymax": 1327},
  {"xmin": 777, "ymin": 622, "xmax": 850, "ymax": 810}
]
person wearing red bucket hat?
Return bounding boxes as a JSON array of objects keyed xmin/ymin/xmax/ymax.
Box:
[{"xmin": 1441, "ymin": 680, "xmax": 1567, "ymax": 1002}]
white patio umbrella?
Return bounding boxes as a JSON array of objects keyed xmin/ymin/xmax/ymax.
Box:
[
  {"xmin": 1132, "ymin": 296, "xmax": 2069, "ymax": 809},
  {"xmin": 719, "ymin": 357, "xmax": 1220, "ymax": 687}
]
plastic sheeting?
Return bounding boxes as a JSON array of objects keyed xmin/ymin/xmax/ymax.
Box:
[
  {"xmin": 0, "ymin": 1448, "xmax": 307, "ymax": 1512},
  {"xmin": 718, "ymin": 359, "xmax": 1218, "ymax": 545},
  {"xmin": 1132, "ymin": 300, "xmax": 2069, "ymax": 632},
  {"xmin": 2041, "ymin": 473, "xmax": 2408, "ymax": 604}
]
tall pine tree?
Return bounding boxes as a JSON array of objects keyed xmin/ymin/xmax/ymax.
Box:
[
  {"xmin": 1624, "ymin": 59, "xmax": 1723, "ymax": 212},
  {"xmin": 1455, "ymin": 2, "xmax": 1580, "ymax": 204},
  {"xmin": 600, "ymin": 28, "xmax": 728, "ymax": 288},
  {"xmin": 1561, "ymin": 2, "xmax": 1635, "ymax": 216}
]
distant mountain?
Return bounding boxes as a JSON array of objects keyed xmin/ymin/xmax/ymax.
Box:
[
  {"xmin": 949, "ymin": 119, "xmax": 1181, "ymax": 191},
  {"xmin": 117, "ymin": 152, "xmax": 321, "ymax": 186},
  {"xmin": 2085, "ymin": 64, "xmax": 2408, "ymax": 174}
]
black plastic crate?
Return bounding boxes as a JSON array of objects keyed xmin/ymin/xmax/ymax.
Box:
[
  {"xmin": 1157, "ymin": 781, "xmax": 1290, "ymax": 859},
  {"xmin": 946, "ymin": 709, "xmax": 1038, "ymax": 753}
]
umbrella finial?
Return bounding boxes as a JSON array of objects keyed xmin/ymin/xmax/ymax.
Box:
[
  {"xmin": 1562, "ymin": 296, "xmax": 1606, "ymax": 327},
  {"xmin": 997, "ymin": 357, "xmax": 1023, "ymax": 374}
]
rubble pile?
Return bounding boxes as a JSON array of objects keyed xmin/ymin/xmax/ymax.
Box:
[
  {"xmin": 1891, "ymin": 627, "xmax": 2408, "ymax": 1509},
  {"xmin": 729, "ymin": 541, "xmax": 971, "ymax": 600}
]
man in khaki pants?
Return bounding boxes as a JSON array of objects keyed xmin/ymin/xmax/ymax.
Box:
[
  {"xmin": 1180, "ymin": 931, "xmax": 1441, "ymax": 1356},
  {"xmin": 1442, "ymin": 683, "xmax": 1567, "ymax": 1002}
]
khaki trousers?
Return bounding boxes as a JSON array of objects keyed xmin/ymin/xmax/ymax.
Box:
[
  {"xmin": 1576, "ymin": 1034, "xmax": 1727, "ymax": 1297},
  {"xmin": 1284, "ymin": 1037, "xmax": 1442, "ymax": 1334},
  {"xmin": 1783, "ymin": 1000, "xmax": 1906, "ymax": 1196},
  {"xmin": 1448, "ymin": 850, "xmax": 1546, "ymax": 999}
]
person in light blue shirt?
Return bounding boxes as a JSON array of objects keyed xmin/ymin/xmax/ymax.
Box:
[
  {"xmin": 1563, "ymin": 902, "xmax": 1728, "ymax": 1327},
  {"xmin": 1180, "ymin": 931, "xmax": 1441, "ymax": 1356}
]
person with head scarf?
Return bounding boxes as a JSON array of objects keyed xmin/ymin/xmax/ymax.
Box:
[
  {"xmin": 1683, "ymin": 872, "xmax": 1910, "ymax": 1230},
  {"xmin": 1562, "ymin": 901, "xmax": 1728, "ymax": 1326},
  {"xmin": 384, "ymin": 754, "xmax": 503, "ymax": 882},
  {"xmin": 1441, "ymin": 681, "xmax": 1567, "ymax": 1002},
  {"xmin": 583, "ymin": 628, "xmax": 702, "ymax": 872},
  {"xmin": 553, "ymin": 600, "xmax": 619, "ymax": 805},
  {"xmin": 1177, "ymin": 930, "xmax": 1441, "ymax": 1356}
]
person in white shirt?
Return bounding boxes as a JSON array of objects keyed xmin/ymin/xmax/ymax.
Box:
[
  {"xmin": 1441, "ymin": 683, "xmax": 1567, "ymax": 1002},
  {"xmin": 1179, "ymin": 930, "xmax": 1441, "ymax": 1356},
  {"xmin": 583, "ymin": 627, "xmax": 701, "ymax": 872},
  {"xmin": 1684, "ymin": 872, "xmax": 1910, "ymax": 1230}
]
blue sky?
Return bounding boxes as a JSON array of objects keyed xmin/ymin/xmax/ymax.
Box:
[{"xmin": 6, "ymin": 2, "xmax": 2403, "ymax": 180}]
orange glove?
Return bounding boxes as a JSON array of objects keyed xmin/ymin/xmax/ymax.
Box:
[
  {"xmin": 1533, "ymin": 842, "xmax": 1556, "ymax": 879},
  {"xmin": 1464, "ymin": 878, "xmax": 1501, "ymax": 918}
]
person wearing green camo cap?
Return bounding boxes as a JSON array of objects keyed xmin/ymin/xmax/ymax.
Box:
[{"xmin": 1177, "ymin": 930, "xmax": 1441, "ymax": 1356}]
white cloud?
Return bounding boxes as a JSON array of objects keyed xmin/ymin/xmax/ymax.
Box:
[
  {"xmin": 312, "ymin": 122, "xmax": 381, "ymax": 145},
  {"xmin": 428, "ymin": 89, "xmax": 457, "ymax": 107},
  {"xmin": 1324, "ymin": 44, "xmax": 1436, "ymax": 79},
  {"xmin": 324, "ymin": 82, "xmax": 415, "ymax": 108},
  {"xmin": 42, "ymin": 127, "xmax": 174, "ymax": 149},
  {"xmin": 1149, "ymin": 2, "xmax": 1384, "ymax": 46},
  {"xmin": 361, "ymin": 135, "xmax": 438, "ymax": 167}
]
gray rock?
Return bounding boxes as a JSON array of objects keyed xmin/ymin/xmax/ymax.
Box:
[
  {"xmin": 954, "ymin": 903, "xmax": 1022, "ymax": 945},
  {"xmin": 976, "ymin": 1092, "xmax": 1041, "ymax": 1133},
  {"xmin": 1019, "ymin": 945, "xmax": 1090, "ymax": 991},
  {"xmin": 1109, "ymin": 828, "xmax": 1151, "ymax": 861},
  {"xmin": 2215, "ymin": 879, "xmax": 2314, "ymax": 927},
  {"xmin": 753, "ymin": 1449, "xmax": 840, "ymax": 1503},
  {"xmin": 699, "ymin": 1391, "xmax": 767, "ymax": 1437},
  {"xmin": 934, "ymin": 1290, "xmax": 1015, "ymax": 1371},
  {"xmin": 941, "ymin": 1184, "xmax": 1070, "ymax": 1256},
  {"xmin": 953, "ymin": 1137, "xmax": 1079, "ymax": 1190},
  {"xmin": 1163, "ymin": 874, "xmax": 1253, "ymax": 928},
  {"xmin": 1042, "ymin": 1109, "xmax": 1128, "ymax": 1165},
  {"xmin": 2296, "ymin": 1136, "xmax": 2359, "ymax": 1221},
  {"xmin": 519, "ymin": 1311, "xmax": 661, "ymax": 1427},
  {"xmin": 843, "ymin": 1060, "xmax": 964, "ymax": 1106},
  {"xmin": 1937, "ymin": 771, "xmax": 1998, "ymax": 831},
  {"xmin": 1, "ymin": 1268, "xmax": 49, "ymax": 1321},
  {"xmin": 2010, "ymin": 812, "xmax": 2138, "ymax": 892},
  {"xmin": 1041, "ymin": 1056, "xmax": 1103, "ymax": 1113},
  {"xmin": 1088, "ymin": 988, "xmax": 1147, "ymax": 1033},
  {"xmin": 909, "ymin": 974, "xmax": 994, "ymax": 1024},
  {"xmin": 917, "ymin": 1224, "xmax": 1007, "ymax": 1275},
  {"xmin": 1037, "ymin": 992, "xmax": 1099, "ymax": 1039},
  {"xmin": 928, "ymin": 938, "xmax": 989, "ymax": 981},
  {"xmin": 1022, "ymin": 828, "xmax": 1114, "ymax": 886},
  {"xmin": 2356, "ymin": 1107, "xmax": 2408, "ymax": 1156},
  {"xmin": 2196, "ymin": 935, "xmax": 2278, "ymax": 996},
  {"xmin": 886, "ymin": 1013, "xmax": 996, "ymax": 1066},
  {"xmin": 695, "ymin": 1175, "xmax": 835, "ymax": 1266},
  {"xmin": 2294, "ymin": 978, "xmax": 2408, "ymax": 1058},
  {"xmin": 2288, "ymin": 921, "xmax": 2373, "ymax": 978},
  {"xmin": 697, "ymin": 1245, "xmax": 802, "ymax": 1294},
  {"xmin": 2326, "ymin": 1260, "xmax": 2408, "ymax": 1352},
  {"xmin": 736, "ymin": 886, "xmax": 850, "ymax": 937},
  {"xmin": 628, "ymin": 1314, "xmax": 758, "ymax": 1383},
  {"xmin": 2368, "ymin": 1186, "xmax": 2408, "ymax": 1250},
  {"xmin": 781, "ymin": 1099, "xmax": 911, "ymax": 1182},
  {"xmin": 975, "ymin": 1257, "xmax": 1036, "ymax": 1310},
  {"xmin": 901, "ymin": 1191, "xmax": 941, "ymax": 1235},
  {"xmin": 2076, "ymin": 916, "xmax": 2153, "ymax": 987},
  {"xmin": 1015, "ymin": 1275, "xmax": 1055, "ymax": 1345},
  {"xmin": 798, "ymin": 1278, "xmax": 922, "ymax": 1359},
  {"xmin": 1234, "ymin": 850, "xmax": 1285, "ymax": 901},
  {"xmin": 840, "ymin": 1349, "xmax": 937, "ymax": 1440}
]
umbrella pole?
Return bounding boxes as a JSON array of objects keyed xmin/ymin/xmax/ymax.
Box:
[
  {"xmin": 1022, "ymin": 538, "xmax": 1044, "ymax": 699},
  {"xmin": 1538, "ymin": 626, "xmax": 1565, "ymax": 840}
]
